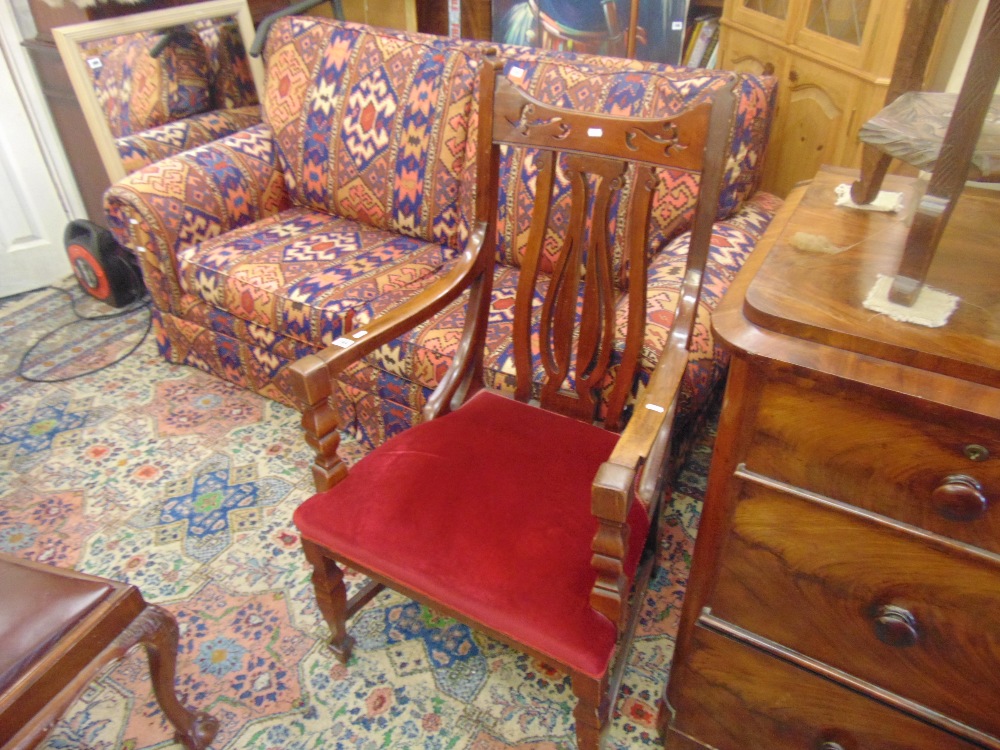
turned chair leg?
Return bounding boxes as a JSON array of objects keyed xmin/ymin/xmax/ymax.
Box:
[
  {"xmin": 572, "ymin": 673, "xmax": 611, "ymax": 750},
  {"xmin": 123, "ymin": 606, "xmax": 219, "ymax": 750},
  {"xmin": 302, "ymin": 540, "xmax": 354, "ymax": 663}
]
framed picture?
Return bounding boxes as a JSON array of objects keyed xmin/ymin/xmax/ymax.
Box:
[
  {"xmin": 492, "ymin": 0, "xmax": 691, "ymax": 65},
  {"xmin": 53, "ymin": 0, "xmax": 265, "ymax": 183}
]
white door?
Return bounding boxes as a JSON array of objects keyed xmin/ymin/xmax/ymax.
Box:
[{"xmin": 0, "ymin": 34, "xmax": 73, "ymax": 297}]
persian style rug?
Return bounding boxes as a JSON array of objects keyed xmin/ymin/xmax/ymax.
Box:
[{"xmin": 0, "ymin": 282, "xmax": 710, "ymax": 750}]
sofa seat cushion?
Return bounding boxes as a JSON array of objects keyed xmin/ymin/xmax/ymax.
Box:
[
  {"xmin": 117, "ymin": 104, "xmax": 261, "ymax": 174},
  {"xmin": 293, "ymin": 390, "xmax": 649, "ymax": 679},
  {"xmin": 353, "ymin": 260, "xmax": 693, "ymax": 436},
  {"xmin": 176, "ymin": 205, "xmax": 460, "ymax": 348},
  {"xmin": 145, "ymin": 192, "xmax": 778, "ymax": 448}
]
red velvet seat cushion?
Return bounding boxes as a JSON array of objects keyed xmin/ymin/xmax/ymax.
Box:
[
  {"xmin": 293, "ymin": 391, "xmax": 650, "ymax": 679},
  {"xmin": 0, "ymin": 558, "xmax": 112, "ymax": 691}
]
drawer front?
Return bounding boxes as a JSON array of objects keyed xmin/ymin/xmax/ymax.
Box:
[
  {"xmin": 744, "ymin": 378, "xmax": 1000, "ymax": 554},
  {"xmin": 666, "ymin": 626, "xmax": 980, "ymax": 750},
  {"xmin": 711, "ymin": 479, "xmax": 1000, "ymax": 738}
]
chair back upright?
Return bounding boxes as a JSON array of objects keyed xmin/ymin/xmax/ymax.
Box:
[{"xmin": 489, "ymin": 69, "xmax": 738, "ymax": 428}]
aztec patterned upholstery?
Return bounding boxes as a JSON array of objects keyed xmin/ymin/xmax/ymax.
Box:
[
  {"xmin": 84, "ymin": 28, "xmax": 211, "ymax": 139},
  {"xmin": 193, "ymin": 17, "xmax": 259, "ymax": 111},
  {"xmin": 175, "ymin": 208, "xmax": 471, "ymax": 348},
  {"xmin": 80, "ymin": 18, "xmax": 260, "ymax": 174},
  {"xmin": 105, "ymin": 16, "xmax": 781, "ymax": 447},
  {"xmin": 116, "ymin": 105, "xmax": 261, "ymax": 174}
]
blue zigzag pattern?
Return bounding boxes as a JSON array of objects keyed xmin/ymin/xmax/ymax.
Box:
[
  {"xmin": 301, "ymin": 27, "xmax": 358, "ymax": 206},
  {"xmin": 389, "ymin": 46, "xmax": 448, "ymax": 236}
]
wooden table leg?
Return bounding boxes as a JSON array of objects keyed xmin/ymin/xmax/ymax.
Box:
[{"xmin": 113, "ymin": 605, "xmax": 219, "ymax": 750}]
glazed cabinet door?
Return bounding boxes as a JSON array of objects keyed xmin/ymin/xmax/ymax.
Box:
[
  {"xmin": 723, "ymin": 0, "xmax": 799, "ymax": 42},
  {"xmin": 791, "ymin": 0, "xmax": 902, "ymax": 74}
]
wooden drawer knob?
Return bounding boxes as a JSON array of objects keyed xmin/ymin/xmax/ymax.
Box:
[
  {"xmin": 819, "ymin": 744, "xmax": 846, "ymax": 750},
  {"xmin": 931, "ymin": 474, "xmax": 988, "ymax": 522},
  {"xmin": 872, "ymin": 604, "xmax": 919, "ymax": 647}
]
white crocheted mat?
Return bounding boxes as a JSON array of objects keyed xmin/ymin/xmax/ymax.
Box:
[
  {"xmin": 834, "ymin": 183, "xmax": 905, "ymax": 212},
  {"xmin": 863, "ymin": 274, "xmax": 959, "ymax": 327}
]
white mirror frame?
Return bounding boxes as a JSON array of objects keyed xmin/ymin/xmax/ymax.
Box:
[{"xmin": 53, "ymin": 0, "xmax": 266, "ymax": 184}]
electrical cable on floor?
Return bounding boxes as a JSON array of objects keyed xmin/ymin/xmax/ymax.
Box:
[{"xmin": 16, "ymin": 285, "xmax": 153, "ymax": 383}]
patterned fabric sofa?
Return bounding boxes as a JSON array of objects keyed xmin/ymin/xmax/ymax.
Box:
[
  {"xmin": 105, "ymin": 16, "xmax": 781, "ymax": 454},
  {"xmin": 80, "ymin": 17, "xmax": 260, "ymax": 175}
]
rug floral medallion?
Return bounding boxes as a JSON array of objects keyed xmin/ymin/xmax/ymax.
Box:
[{"xmin": 1, "ymin": 284, "xmax": 709, "ymax": 749}]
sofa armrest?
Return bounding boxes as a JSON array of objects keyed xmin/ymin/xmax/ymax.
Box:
[
  {"xmin": 290, "ymin": 221, "xmax": 492, "ymax": 491},
  {"xmin": 116, "ymin": 105, "xmax": 261, "ymax": 175},
  {"xmin": 105, "ymin": 123, "xmax": 289, "ymax": 314}
]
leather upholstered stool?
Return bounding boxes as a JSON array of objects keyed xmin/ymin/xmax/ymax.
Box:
[{"xmin": 0, "ymin": 553, "xmax": 217, "ymax": 750}]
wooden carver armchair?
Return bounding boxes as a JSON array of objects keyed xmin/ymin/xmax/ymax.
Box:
[{"xmin": 290, "ymin": 60, "xmax": 738, "ymax": 749}]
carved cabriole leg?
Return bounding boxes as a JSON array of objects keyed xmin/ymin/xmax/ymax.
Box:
[
  {"xmin": 121, "ymin": 605, "xmax": 219, "ymax": 750},
  {"xmin": 301, "ymin": 539, "xmax": 354, "ymax": 663},
  {"xmin": 290, "ymin": 353, "xmax": 348, "ymax": 492},
  {"xmin": 571, "ymin": 672, "xmax": 611, "ymax": 750}
]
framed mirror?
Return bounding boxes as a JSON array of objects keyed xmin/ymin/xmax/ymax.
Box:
[{"xmin": 53, "ymin": 0, "xmax": 265, "ymax": 184}]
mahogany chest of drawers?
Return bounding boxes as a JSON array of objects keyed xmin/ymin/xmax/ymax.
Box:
[{"xmin": 662, "ymin": 167, "xmax": 1000, "ymax": 749}]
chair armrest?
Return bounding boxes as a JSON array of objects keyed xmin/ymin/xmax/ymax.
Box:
[
  {"xmin": 588, "ymin": 262, "xmax": 705, "ymax": 629},
  {"xmin": 290, "ymin": 222, "xmax": 491, "ymax": 491},
  {"xmin": 105, "ymin": 123, "xmax": 289, "ymax": 314},
  {"xmin": 588, "ymin": 190, "xmax": 783, "ymax": 627}
]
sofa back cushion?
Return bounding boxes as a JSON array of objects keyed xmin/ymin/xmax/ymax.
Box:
[
  {"xmin": 83, "ymin": 28, "xmax": 212, "ymax": 139},
  {"xmin": 488, "ymin": 45, "xmax": 776, "ymax": 287},
  {"xmin": 262, "ymin": 18, "xmax": 483, "ymax": 251}
]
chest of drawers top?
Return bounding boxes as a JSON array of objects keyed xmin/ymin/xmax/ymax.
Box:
[{"xmin": 738, "ymin": 166, "xmax": 1000, "ymax": 394}]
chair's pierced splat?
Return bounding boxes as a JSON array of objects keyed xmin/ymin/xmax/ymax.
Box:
[{"xmin": 493, "ymin": 74, "xmax": 711, "ymax": 426}]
